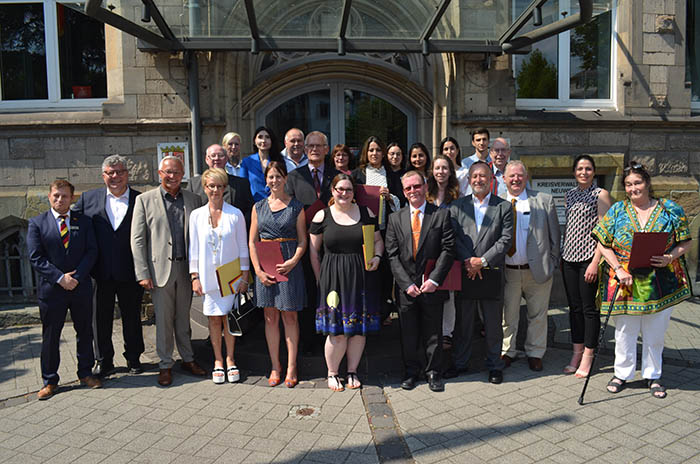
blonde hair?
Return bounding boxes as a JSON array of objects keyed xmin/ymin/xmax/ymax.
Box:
[
  {"xmin": 222, "ymin": 132, "xmax": 241, "ymax": 147},
  {"xmin": 202, "ymin": 168, "xmax": 228, "ymax": 186}
]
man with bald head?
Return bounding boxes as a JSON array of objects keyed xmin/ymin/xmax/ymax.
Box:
[
  {"xmin": 490, "ymin": 138, "xmax": 511, "ymax": 197},
  {"xmin": 282, "ymin": 128, "xmax": 308, "ymax": 173},
  {"xmin": 185, "ymin": 144, "xmax": 254, "ymax": 227}
]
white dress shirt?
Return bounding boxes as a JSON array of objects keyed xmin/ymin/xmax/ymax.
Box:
[
  {"xmin": 505, "ymin": 190, "xmax": 530, "ymax": 266},
  {"xmin": 106, "ymin": 187, "xmax": 130, "ymax": 230},
  {"xmin": 472, "ymin": 193, "xmax": 491, "ymax": 234}
]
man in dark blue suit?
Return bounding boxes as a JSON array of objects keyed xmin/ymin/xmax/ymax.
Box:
[
  {"xmin": 73, "ymin": 155, "xmax": 144, "ymax": 376},
  {"xmin": 27, "ymin": 179, "xmax": 101, "ymax": 400}
]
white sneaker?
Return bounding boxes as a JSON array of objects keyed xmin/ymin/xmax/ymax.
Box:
[{"xmin": 227, "ymin": 366, "xmax": 240, "ymax": 383}]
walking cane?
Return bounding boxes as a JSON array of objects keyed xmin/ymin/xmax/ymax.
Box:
[{"xmin": 578, "ymin": 276, "xmax": 621, "ymax": 405}]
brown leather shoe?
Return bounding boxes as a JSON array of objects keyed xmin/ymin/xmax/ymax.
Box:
[
  {"xmin": 181, "ymin": 361, "xmax": 206, "ymax": 376},
  {"xmin": 37, "ymin": 384, "xmax": 58, "ymax": 400},
  {"xmin": 527, "ymin": 357, "xmax": 543, "ymax": 372},
  {"xmin": 79, "ymin": 376, "xmax": 103, "ymax": 389},
  {"xmin": 501, "ymin": 354, "xmax": 514, "ymax": 368},
  {"xmin": 158, "ymin": 368, "xmax": 172, "ymax": 386}
]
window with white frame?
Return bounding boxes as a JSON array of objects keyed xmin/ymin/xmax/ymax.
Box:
[
  {"xmin": 0, "ymin": 0, "xmax": 106, "ymax": 110},
  {"xmin": 513, "ymin": 0, "xmax": 616, "ymax": 109}
]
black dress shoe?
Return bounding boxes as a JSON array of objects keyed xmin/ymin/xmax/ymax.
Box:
[
  {"xmin": 489, "ymin": 369, "xmax": 503, "ymax": 384},
  {"xmin": 93, "ymin": 361, "xmax": 116, "ymax": 377},
  {"xmin": 443, "ymin": 366, "xmax": 468, "ymax": 379},
  {"xmin": 127, "ymin": 360, "xmax": 143, "ymax": 375},
  {"xmin": 401, "ymin": 376, "xmax": 417, "ymax": 390},
  {"xmin": 427, "ymin": 373, "xmax": 444, "ymax": 392}
]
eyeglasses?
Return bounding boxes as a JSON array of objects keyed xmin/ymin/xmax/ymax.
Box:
[
  {"xmin": 623, "ymin": 162, "xmax": 643, "ymax": 172},
  {"xmin": 103, "ymin": 169, "xmax": 127, "ymax": 177},
  {"xmin": 161, "ymin": 170, "xmax": 183, "ymax": 176},
  {"xmin": 305, "ymin": 144, "xmax": 327, "ymax": 150},
  {"xmin": 334, "ymin": 187, "xmax": 353, "ymax": 194},
  {"xmin": 207, "ymin": 153, "xmax": 227, "ymax": 160},
  {"xmin": 492, "ymin": 148, "xmax": 510, "ymax": 154},
  {"xmin": 205, "ymin": 184, "xmax": 226, "ymax": 190},
  {"xmin": 403, "ymin": 184, "xmax": 423, "ymax": 192}
]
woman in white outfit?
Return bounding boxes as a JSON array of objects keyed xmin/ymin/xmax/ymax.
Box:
[{"xmin": 189, "ymin": 168, "xmax": 250, "ymax": 384}]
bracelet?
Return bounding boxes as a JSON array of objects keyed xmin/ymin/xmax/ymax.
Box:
[
  {"xmin": 374, "ymin": 254, "xmax": 382, "ymax": 259},
  {"xmin": 190, "ymin": 276, "xmax": 199, "ymax": 282},
  {"xmin": 613, "ymin": 265, "xmax": 622, "ymax": 272}
]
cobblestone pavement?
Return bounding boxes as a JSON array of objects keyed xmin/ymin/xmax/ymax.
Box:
[{"xmin": 0, "ymin": 298, "xmax": 698, "ymax": 463}]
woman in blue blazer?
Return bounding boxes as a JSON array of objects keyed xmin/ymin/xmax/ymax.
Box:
[{"xmin": 240, "ymin": 126, "xmax": 283, "ymax": 202}]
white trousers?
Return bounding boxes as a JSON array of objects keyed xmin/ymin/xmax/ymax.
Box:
[
  {"xmin": 613, "ymin": 309, "xmax": 672, "ymax": 381},
  {"xmin": 502, "ymin": 268, "xmax": 553, "ymax": 358}
]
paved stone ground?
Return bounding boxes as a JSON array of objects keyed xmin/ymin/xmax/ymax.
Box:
[{"xmin": 0, "ymin": 298, "xmax": 698, "ymax": 463}]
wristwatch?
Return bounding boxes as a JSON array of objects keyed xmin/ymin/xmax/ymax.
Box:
[
  {"xmin": 190, "ymin": 275, "xmax": 199, "ymax": 282},
  {"xmin": 480, "ymin": 257, "xmax": 488, "ymax": 268}
]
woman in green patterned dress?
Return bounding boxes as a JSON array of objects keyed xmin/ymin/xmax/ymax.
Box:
[{"xmin": 592, "ymin": 162, "xmax": 692, "ymax": 399}]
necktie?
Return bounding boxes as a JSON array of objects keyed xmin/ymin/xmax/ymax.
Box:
[
  {"xmin": 412, "ymin": 209, "xmax": 421, "ymax": 259},
  {"xmin": 59, "ymin": 215, "xmax": 69, "ymax": 249},
  {"xmin": 312, "ymin": 168, "xmax": 321, "ymax": 198},
  {"xmin": 507, "ymin": 199, "xmax": 517, "ymax": 257}
]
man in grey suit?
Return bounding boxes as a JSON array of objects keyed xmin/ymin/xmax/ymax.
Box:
[
  {"xmin": 131, "ymin": 155, "xmax": 206, "ymax": 386},
  {"xmin": 448, "ymin": 161, "xmax": 513, "ymax": 384},
  {"xmin": 501, "ymin": 161, "xmax": 560, "ymax": 371}
]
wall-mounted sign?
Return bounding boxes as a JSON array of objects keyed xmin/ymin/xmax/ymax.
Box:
[
  {"xmin": 531, "ymin": 178, "xmax": 578, "ymax": 225},
  {"xmin": 157, "ymin": 142, "xmax": 191, "ymax": 182}
]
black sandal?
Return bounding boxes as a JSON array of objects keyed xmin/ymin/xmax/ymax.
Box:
[
  {"xmin": 346, "ymin": 372, "xmax": 362, "ymax": 389},
  {"xmin": 327, "ymin": 375, "xmax": 344, "ymax": 392},
  {"xmin": 606, "ymin": 376, "xmax": 626, "ymax": 394},
  {"xmin": 648, "ymin": 379, "xmax": 667, "ymax": 399}
]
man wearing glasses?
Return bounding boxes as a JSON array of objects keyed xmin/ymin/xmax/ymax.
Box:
[
  {"xmin": 73, "ymin": 155, "xmax": 145, "ymax": 377},
  {"xmin": 131, "ymin": 156, "xmax": 206, "ymax": 386},
  {"xmin": 185, "ymin": 144, "xmax": 254, "ymax": 229},
  {"xmin": 490, "ymin": 138, "xmax": 511, "ymax": 198}
]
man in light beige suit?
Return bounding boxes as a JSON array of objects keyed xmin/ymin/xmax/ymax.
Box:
[
  {"xmin": 131, "ymin": 155, "xmax": 206, "ymax": 386},
  {"xmin": 501, "ymin": 160, "xmax": 561, "ymax": 372}
]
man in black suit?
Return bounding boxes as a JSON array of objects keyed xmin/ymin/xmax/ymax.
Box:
[
  {"xmin": 285, "ymin": 131, "xmax": 339, "ymax": 354},
  {"xmin": 185, "ymin": 144, "xmax": 254, "ymax": 227},
  {"xmin": 72, "ymin": 155, "xmax": 144, "ymax": 376},
  {"xmin": 28, "ymin": 179, "xmax": 102, "ymax": 400},
  {"xmin": 448, "ymin": 161, "xmax": 513, "ymax": 384},
  {"xmin": 385, "ymin": 170, "xmax": 455, "ymax": 392}
]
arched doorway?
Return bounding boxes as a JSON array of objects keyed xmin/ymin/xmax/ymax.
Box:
[{"xmin": 256, "ymin": 81, "xmax": 416, "ymax": 155}]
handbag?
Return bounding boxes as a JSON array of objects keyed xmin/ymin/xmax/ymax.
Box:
[{"xmin": 227, "ymin": 290, "xmax": 257, "ymax": 336}]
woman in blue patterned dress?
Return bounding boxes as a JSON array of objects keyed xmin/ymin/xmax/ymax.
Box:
[
  {"xmin": 309, "ymin": 174, "xmax": 384, "ymax": 392},
  {"xmin": 249, "ymin": 161, "xmax": 306, "ymax": 388},
  {"xmin": 592, "ymin": 162, "xmax": 692, "ymax": 398}
]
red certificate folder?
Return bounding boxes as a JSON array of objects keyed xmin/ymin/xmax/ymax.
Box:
[
  {"xmin": 254, "ymin": 241, "xmax": 289, "ymax": 282},
  {"xmin": 355, "ymin": 185, "xmax": 381, "ymax": 216},
  {"xmin": 305, "ymin": 199, "xmax": 325, "ymax": 227},
  {"xmin": 424, "ymin": 259, "xmax": 462, "ymax": 291},
  {"xmin": 628, "ymin": 232, "xmax": 669, "ymax": 269}
]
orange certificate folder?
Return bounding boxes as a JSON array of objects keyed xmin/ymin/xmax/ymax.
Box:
[
  {"xmin": 629, "ymin": 232, "xmax": 669, "ymax": 269},
  {"xmin": 362, "ymin": 224, "xmax": 375, "ymax": 271},
  {"xmin": 254, "ymin": 241, "xmax": 289, "ymax": 282},
  {"xmin": 305, "ymin": 199, "xmax": 325, "ymax": 227},
  {"xmin": 216, "ymin": 258, "xmax": 242, "ymax": 297},
  {"xmin": 355, "ymin": 185, "xmax": 381, "ymax": 216},
  {"xmin": 424, "ymin": 259, "xmax": 462, "ymax": 291}
]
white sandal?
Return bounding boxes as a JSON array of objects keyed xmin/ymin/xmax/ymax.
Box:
[
  {"xmin": 227, "ymin": 366, "xmax": 240, "ymax": 383},
  {"xmin": 212, "ymin": 367, "xmax": 225, "ymax": 384}
]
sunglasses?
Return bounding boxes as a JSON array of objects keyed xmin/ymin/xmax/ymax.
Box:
[{"xmin": 623, "ymin": 162, "xmax": 643, "ymax": 172}]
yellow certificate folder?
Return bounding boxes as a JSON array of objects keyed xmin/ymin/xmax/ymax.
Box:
[
  {"xmin": 362, "ymin": 225, "xmax": 375, "ymax": 271},
  {"xmin": 216, "ymin": 258, "xmax": 242, "ymax": 297}
]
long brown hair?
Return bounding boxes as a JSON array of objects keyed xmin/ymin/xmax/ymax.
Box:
[
  {"xmin": 426, "ymin": 154, "xmax": 459, "ymax": 205},
  {"xmin": 358, "ymin": 136, "xmax": 388, "ymax": 171},
  {"xmin": 327, "ymin": 173, "xmax": 356, "ymax": 206}
]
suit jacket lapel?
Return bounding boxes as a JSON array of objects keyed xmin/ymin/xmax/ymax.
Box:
[
  {"xmin": 416, "ymin": 204, "xmax": 435, "ymax": 255},
  {"xmin": 464, "ymin": 196, "xmax": 478, "ymax": 243},
  {"xmin": 98, "ymin": 187, "xmax": 110, "ymax": 224},
  {"xmin": 401, "ymin": 207, "xmax": 413, "ymax": 258}
]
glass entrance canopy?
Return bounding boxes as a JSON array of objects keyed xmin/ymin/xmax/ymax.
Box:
[{"xmin": 82, "ymin": 0, "xmax": 612, "ymax": 54}]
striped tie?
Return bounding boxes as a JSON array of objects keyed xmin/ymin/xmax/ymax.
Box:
[{"xmin": 59, "ymin": 215, "xmax": 69, "ymax": 249}]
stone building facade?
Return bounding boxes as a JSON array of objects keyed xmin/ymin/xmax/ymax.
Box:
[{"xmin": 1, "ymin": 0, "xmax": 698, "ymax": 300}]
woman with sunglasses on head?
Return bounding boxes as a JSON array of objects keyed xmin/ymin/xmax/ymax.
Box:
[
  {"xmin": 239, "ymin": 126, "xmax": 283, "ymax": 202},
  {"xmin": 310, "ymin": 174, "xmax": 384, "ymax": 392},
  {"xmin": 561, "ymin": 155, "xmax": 612, "ymax": 378},
  {"xmin": 426, "ymin": 154, "xmax": 460, "ymax": 351},
  {"xmin": 592, "ymin": 162, "xmax": 691, "ymax": 399},
  {"xmin": 439, "ymin": 136, "xmax": 469, "ymax": 196}
]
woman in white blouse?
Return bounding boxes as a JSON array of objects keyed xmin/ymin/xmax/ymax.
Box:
[{"xmin": 189, "ymin": 168, "xmax": 250, "ymax": 384}]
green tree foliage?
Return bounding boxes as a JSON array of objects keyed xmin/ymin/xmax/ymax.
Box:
[{"xmin": 516, "ymin": 49, "xmax": 557, "ymax": 99}]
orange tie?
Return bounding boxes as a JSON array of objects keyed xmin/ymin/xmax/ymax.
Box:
[
  {"xmin": 412, "ymin": 209, "xmax": 421, "ymax": 259},
  {"xmin": 507, "ymin": 199, "xmax": 517, "ymax": 257}
]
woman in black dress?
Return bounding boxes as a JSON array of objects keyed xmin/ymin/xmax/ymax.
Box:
[{"xmin": 310, "ymin": 174, "xmax": 384, "ymax": 391}]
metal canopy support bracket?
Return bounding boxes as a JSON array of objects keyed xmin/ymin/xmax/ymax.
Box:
[
  {"xmin": 337, "ymin": 0, "xmax": 352, "ymax": 56},
  {"xmin": 419, "ymin": 0, "xmax": 452, "ymax": 56},
  {"xmin": 501, "ymin": 0, "xmax": 593, "ymax": 53},
  {"xmin": 243, "ymin": 0, "xmax": 260, "ymax": 54},
  {"xmin": 141, "ymin": 0, "xmax": 176, "ymax": 41}
]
